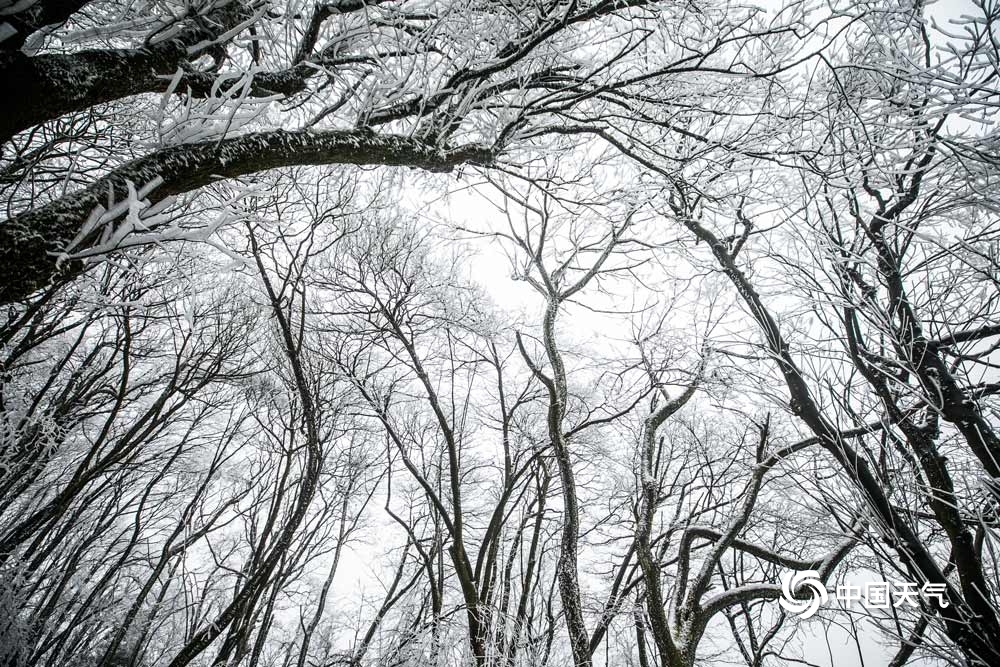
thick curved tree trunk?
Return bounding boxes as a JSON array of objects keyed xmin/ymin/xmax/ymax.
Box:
[{"xmin": 0, "ymin": 130, "xmax": 491, "ymax": 304}]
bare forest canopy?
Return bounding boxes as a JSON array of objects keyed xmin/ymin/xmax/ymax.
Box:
[{"xmin": 1, "ymin": 1, "xmax": 1000, "ymax": 666}]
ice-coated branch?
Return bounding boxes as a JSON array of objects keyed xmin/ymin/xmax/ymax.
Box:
[
  {"xmin": 701, "ymin": 531, "xmax": 859, "ymax": 618},
  {"xmin": 0, "ymin": 0, "xmax": 93, "ymax": 51},
  {"xmin": 0, "ymin": 1, "xmax": 263, "ymax": 143},
  {"xmin": 0, "ymin": 129, "xmax": 493, "ymax": 303}
]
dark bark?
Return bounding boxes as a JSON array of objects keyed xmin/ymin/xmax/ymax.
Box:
[
  {"xmin": 682, "ymin": 213, "xmax": 1000, "ymax": 666},
  {"xmin": 0, "ymin": 1, "xmax": 404, "ymax": 144},
  {"xmin": 0, "ymin": 2, "xmax": 258, "ymax": 143},
  {"xmin": 831, "ymin": 146, "xmax": 1000, "ymax": 654},
  {"xmin": 0, "ymin": 129, "xmax": 492, "ymax": 304},
  {"xmin": 635, "ymin": 383, "xmax": 699, "ymax": 667},
  {"xmin": 867, "ymin": 211, "xmax": 1000, "ymax": 479},
  {"xmin": 0, "ymin": 47, "xmax": 314, "ymax": 144},
  {"xmin": 542, "ymin": 301, "xmax": 592, "ymax": 667},
  {"xmin": 0, "ymin": 0, "xmax": 93, "ymax": 52},
  {"xmin": 165, "ymin": 226, "xmax": 325, "ymax": 667}
]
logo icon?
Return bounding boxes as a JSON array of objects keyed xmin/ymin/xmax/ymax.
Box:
[{"xmin": 779, "ymin": 570, "xmax": 828, "ymax": 618}]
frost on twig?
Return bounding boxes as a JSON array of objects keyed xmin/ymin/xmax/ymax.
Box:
[{"xmin": 53, "ymin": 177, "xmax": 258, "ymax": 269}]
